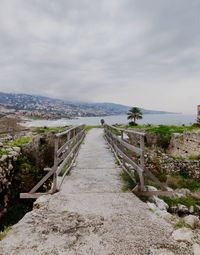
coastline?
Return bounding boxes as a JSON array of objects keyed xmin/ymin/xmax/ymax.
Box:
[{"xmin": 21, "ymin": 113, "xmax": 196, "ymax": 128}]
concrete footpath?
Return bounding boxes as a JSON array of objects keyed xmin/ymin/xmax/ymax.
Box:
[{"xmin": 0, "ymin": 129, "xmax": 192, "ymax": 255}]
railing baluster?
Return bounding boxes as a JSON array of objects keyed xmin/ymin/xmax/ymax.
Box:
[{"xmin": 20, "ymin": 124, "xmax": 85, "ymax": 199}]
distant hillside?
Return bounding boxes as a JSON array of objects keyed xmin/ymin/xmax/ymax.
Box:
[{"xmin": 0, "ymin": 92, "xmax": 175, "ymax": 118}]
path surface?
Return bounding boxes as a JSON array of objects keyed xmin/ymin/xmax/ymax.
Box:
[{"xmin": 0, "ymin": 129, "xmax": 192, "ymax": 255}]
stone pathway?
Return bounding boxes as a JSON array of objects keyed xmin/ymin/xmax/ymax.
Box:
[{"xmin": 0, "ymin": 129, "xmax": 193, "ymax": 255}]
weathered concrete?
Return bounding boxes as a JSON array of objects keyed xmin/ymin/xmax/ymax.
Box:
[{"xmin": 0, "ymin": 129, "xmax": 193, "ymax": 255}]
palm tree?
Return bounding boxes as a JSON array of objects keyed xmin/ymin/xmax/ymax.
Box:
[{"xmin": 127, "ymin": 107, "xmax": 143, "ymax": 125}]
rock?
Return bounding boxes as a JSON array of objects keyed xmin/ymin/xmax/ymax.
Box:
[
  {"xmin": 33, "ymin": 195, "xmax": 52, "ymax": 209},
  {"xmin": 196, "ymin": 205, "xmax": 200, "ymax": 211},
  {"xmin": 8, "ymin": 163, "xmax": 13, "ymax": 171},
  {"xmin": 6, "ymin": 147, "xmax": 13, "ymax": 152},
  {"xmin": 9, "ymin": 150, "xmax": 19, "ymax": 157},
  {"xmin": 176, "ymin": 188, "xmax": 191, "ymax": 197},
  {"xmin": 170, "ymin": 206, "xmax": 178, "ymax": 213},
  {"xmin": 172, "ymin": 228, "xmax": 193, "ymax": 243},
  {"xmin": 0, "ymin": 142, "xmax": 3, "ymax": 147},
  {"xmin": 147, "ymin": 202, "xmax": 157, "ymax": 211},
  {"xmin": 184, "ymin": 215, "xmax": 200, "ymax": 229},
  {"xmin": 193, "ymin": 243, "xmax": 200, "ymax": 255},
  {"xmin": 12, "ymin": 147, "xmax": 21, "ymax": 153},
  {"xmin": 0, "ymin": 155, "xmax": 8, "ymax": 161},
  {"xmin": 156, "ymin": 210, "xmax": 172, "ymax": 221},
  {"xmin": 146, "ymin": 185, "xmax": 158, "ymax": 192},
  {"xmin": 150, "ymin": 196, "xmax": 169, "ymax": 211},
  {"xmin": 166, "ymin": 187, "xmax": 174, "ymax": 192},
  {"xmin": 177, "ymin": 204, "xmax": 189, "ymax": 214},
  {"xmin": 189, "ymin": 205, "xmax": 194, "ymax": 214}
]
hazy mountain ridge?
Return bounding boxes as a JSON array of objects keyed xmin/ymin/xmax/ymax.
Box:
[{"xmin": 0, "ymin": 92, "xmax": 174, "ymax": 117}]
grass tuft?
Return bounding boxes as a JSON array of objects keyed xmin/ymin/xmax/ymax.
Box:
[
  {"xmin": 10, "ymin": 137, "xmax": 32, "ymax": 147},
  {"xmin": 119, "ymin": 171, "xmax": 136, "ymax": 192},
  {"xmin": 0, "ymin": 226, "xmax": 11, "ymax": 241}
]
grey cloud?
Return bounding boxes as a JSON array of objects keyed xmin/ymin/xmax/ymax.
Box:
[{"xmin": 0, "ymin": 0, "xmax": 200, "ymax": 113}]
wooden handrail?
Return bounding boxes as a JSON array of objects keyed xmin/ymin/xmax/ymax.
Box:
[
  {"xmin": 104, "ymin": 124, "xmax": 167, "ymax": 192},
  {"xmin": 20, "ymin": 124, "xmax": 85, "ymax": 199}
]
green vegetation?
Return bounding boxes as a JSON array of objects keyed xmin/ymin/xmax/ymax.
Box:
[
  {"xmin": 175, "ymin": 219, "xmax": 190, "ymax": 229},
  {"xmin": 161, "ymin": 196, "xmax": 200, "ymax": 209},
  {"xmin": 84, "ymin": 125, "xmax": 101, "ymax": 132},
  {"xmin": 127, "ymin": 107, "xmax": 143, "ymax": 125},
  {"xmin": 167, "ymin": 175, "xmax": 200, "ymax": 192},
  {"xmin": 115, "ymin": 159, "xmax": 120, "ymax": 166},
  {"xmin": 0, "ymin": 154, "xmax": 49, "ymax": 232},
  {"xmin": 10, "ymin": 136, "xmax": 32, "ymax": 147},
  {"xmin": 122, "ymin": 124, "xmax": 200, "ymax": 149},
  {"xmin": 33, "ymin": 126, "xmax": 68, "ymax": 134},
  {"xmin": 119, "ymin": 171, "xmax": 136, "ymax": 192},
  {"xmin": 14, "ymin": 155, "xmax": 50, "ymax": 192},
  {"xmin": 0, "ymin": 226, "xmax": 11, "ymax": 241},
  {"xmin": 0, "ymin": 201, "xmax": 33, "ymax": 232},
  {"xmin": 0, "ymin": 149, "xmax": 8, "ymax": 157},
  {"xmin": 148, "ymin": 208, "xmax": 156, "ymax": 213},
  {"xmin": 188, "ymin": 155, "xmax": 200, "ymax": 160}
]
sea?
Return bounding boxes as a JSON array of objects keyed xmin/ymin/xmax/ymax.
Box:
[{"xmin": 23, "ymin": 114, "xmax": 197, "ymax": 128}]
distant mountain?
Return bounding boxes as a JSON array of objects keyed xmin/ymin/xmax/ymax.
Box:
[{"xmin": 0, "ymin": 92, "xmax": 175, "ymax": 118}]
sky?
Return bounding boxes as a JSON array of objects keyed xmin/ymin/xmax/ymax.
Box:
[{"xmin": 0, "ymin": 0, "xmax": 200, "ymax": 114}]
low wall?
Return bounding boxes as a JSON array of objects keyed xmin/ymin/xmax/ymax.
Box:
[
  {"xmin": 0, "ymin": 146, "xmax": 20, "ymax": 218},
  {"xmin": 146, "ymin": 150, "xmax": 200, "ymax": 179},
  {"xmin": 168, "ymin": 132, "xmax": 200, "ymax": 158}
]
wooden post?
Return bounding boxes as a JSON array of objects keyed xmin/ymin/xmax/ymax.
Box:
[
  {"xmin": 121, "ymin": 130, "xmax": 124, "ymax": 140},
  {"xmin": 52, "ymin": 136, "xmax": 59, "ymax": 193},
  {"xmin": 139, "ymin": 135, "xmax": 145, "ymax": 191},
  {"xmin": 140, "ymin": 136, "xmax": 145, "ymax": 169}
]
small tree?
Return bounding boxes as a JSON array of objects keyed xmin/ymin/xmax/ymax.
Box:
[{"xmin": 127, "ymin": 107, "xmax": 143, "ymax": 125}]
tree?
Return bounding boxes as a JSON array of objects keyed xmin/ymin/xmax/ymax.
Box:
[{"xmin": 127, "ymin": 107, "xmax": 143, "ymax": 125}]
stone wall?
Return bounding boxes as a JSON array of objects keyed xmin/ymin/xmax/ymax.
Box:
[
  {"xmin": 146, "ymin": 150, "xmax": 200, "ymax": 180},
  {"xmin": 0, "ymin": 133, "xmax": 57, "ymax": 225},
  {"xmin": 168, "ymin": 132, "xmax": 200, "ymax": 158},
  {"xmin": 0, "ymin": 145, "xmax": 21, "ymax": 218}
]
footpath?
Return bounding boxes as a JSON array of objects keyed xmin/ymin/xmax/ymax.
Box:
[{"xmin": 0, "ymin": 129, "xmax": 192, "ymax": 255}]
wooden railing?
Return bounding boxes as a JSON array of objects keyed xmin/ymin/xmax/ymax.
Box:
[
  {"xmin": 104, "ymin": 124, "xmax": 167, "ymax": 194},
  {"xmin": 20, "ymin": 125, "xmax": 85, "ymax": 199}
]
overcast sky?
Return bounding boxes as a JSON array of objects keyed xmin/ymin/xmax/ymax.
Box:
[{"xmin": 0, "ymin": 0, "xmax": 200, "ymax": 113}]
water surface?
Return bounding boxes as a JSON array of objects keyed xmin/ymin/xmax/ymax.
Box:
[{"xmin": 24, "ymin": 114, "xmax": 196, "ymax": 127}]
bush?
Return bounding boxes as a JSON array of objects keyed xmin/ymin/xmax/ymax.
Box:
[{"xmin": 129, "ymin": 121, "xmax": 138, "ymax": 126}]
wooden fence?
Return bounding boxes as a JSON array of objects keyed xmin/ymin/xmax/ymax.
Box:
[
  {"xmin": 104, "ymin": 124, "xmax": 168, "ymax": 195},
  {"xmin": 20, "ymin": 125, "xmax": 85, "ymax": 199}
]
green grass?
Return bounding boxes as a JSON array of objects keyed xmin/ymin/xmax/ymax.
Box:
[
  {"xmin": 148, "ymin": 208, "xmax": 156, "ymax": 213},
  {"xmin": 0, "ymin": 226, "xmax": 11, "ymax": 241},
  {"xmin": 161, "ymin": 196, "xmax": 200, "ymax": 209},
  {"xmin": 33, "ymin": 126, "xmax": 68, "ymax": 134},
  {"xmin": 10, "ymin": 137, "xmax": 32, "ymax": 147},
  {"xmin": 84, "ymin": 125, "xmax": 102, "ymax": 132},
  {"xmin": 146, "ymin": 125, "xmax": 197, "ymax": 135},
  {"xmin": 115, "ymin": 159, "xmax": 120, "ymax": 166},
  {"xmin": 0, "ymin": 149, "xmax": 9, "ymax": 157},
  {"xmin": 175, "ymin": 219, "xmax": 190, "ymax": 229},
  {"xmin": 167, "ymin": 175, "xmax": 200, "ymax": 192},
  {"xmin": 119, "ymin": 171, "xmax": 136, "ymax": 192},
  {"xmin": 124, "ymin": 124, "xmax": 200, "ymax": 149}
]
